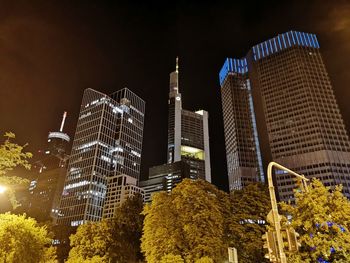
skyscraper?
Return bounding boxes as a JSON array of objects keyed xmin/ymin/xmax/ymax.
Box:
[
  {"xmin": 220, "ymin": 58, "xmax": 264, "ymax": 191},
  {"xmin": 26, "ymin": 112, "xmax": 70, "ymax": 222},
  {"xmin": 220, "ymin": 31, "xmax": 350, "ymax": 201},
  {"xmin": 167, "ymin": 58, "xmax": 211, "ymax": 182},
  {"xmin": 57, "ymin": 88, "xmax": 145, "ymax": 226}
]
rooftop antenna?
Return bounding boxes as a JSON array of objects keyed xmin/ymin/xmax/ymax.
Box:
[
  {"xmin": 176, "ymin": 56, "xmax": 179, "ymax": 73},
  {"xmin": 60, "ymin": 111, "xmax": 67, "ymax": 132}
]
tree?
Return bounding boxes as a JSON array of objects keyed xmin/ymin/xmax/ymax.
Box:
[
  {"xmin": 228, "ymin": 183, "xmax": 271, "ymax": 263},
  {"xmin": 160, "ymin": 254, "xmax": 185, "ymax": 263},
  {"xmin": 141, "ymin": 179, "xmax": 230, "ymax": 263},
  {"xmin": 67, "ymin": 194, "xmax": 144, "ymax": 263},
  {"xmin": 66, "ymin": 220, "xmax": 112, "ymax": 262},
  {"xmin": 0, "ymin": 132, "xmax": 32, "ymax": 208},
  {"xmin": 109, "ymin": 193, "xmax": 144, "ymax": 262},
  {"xmin": 281, "ymin": 179, "xmax": 350, "ymax": 263},
  {"xmin": 0, "ymin": 213, "xmax": 56, "ymax": 263},
  {"xmin": 194, "ymin": 256, "xmax": 214, "ymax": 263}
]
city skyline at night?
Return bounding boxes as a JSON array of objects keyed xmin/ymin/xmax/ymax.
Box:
[{"xmin": 1, "ymin": 1, "xmax": 350, "ymax": 192}]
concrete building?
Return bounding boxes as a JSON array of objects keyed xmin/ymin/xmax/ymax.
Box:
[
  {"xmin": 57, "ymin": 88, "xmax": 145, "ymax": 226},
  {"xmin": 167, "ymin": 58, "xmax": 211, "ymax": 182},
  {"xmin": 219, "ymin": 31, "xmax": 350, "ymax": 201}
]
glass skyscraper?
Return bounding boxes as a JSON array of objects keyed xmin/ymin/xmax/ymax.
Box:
[
  {"xmin": 57, "ymin": 88, "xmax": 145, "ymax": 226},
  {"xmin": 220, "ymin": 31, "xmax": 350, "ymax": 200}
]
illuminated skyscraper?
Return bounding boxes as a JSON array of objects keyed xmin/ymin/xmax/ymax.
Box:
[
  {"xmin": 57, "ymin": 88, "xmax": 145, "ymax": 226},
  {"xmin": 220, "ymin": 58, "xmax": 264, "ymax": 191},
  {"xmin": 27, "ymin": 112, "xmax": 70, "ymax": 222},
  {"xmin": 220, "ymin": 31, "xmax": 350, "ymax": 200},
  {"xmin": 167, "ymin": 58, "xmax": 211, "ymax": 182}
]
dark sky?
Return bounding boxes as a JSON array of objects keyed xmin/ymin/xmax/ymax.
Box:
[{"xmin": 1, "ymin": 0, "xmax": 350, "ymax": 191}]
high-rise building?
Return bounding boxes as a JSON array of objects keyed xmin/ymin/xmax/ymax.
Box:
[
  {"xmin": 140, "ymin": 160, "xmax": 190, "ymax": 202},
  {"xmin": 103, "ymin": 174, "xmax": 144, "ymax": 218},
  {"xmin": 57, "ymin": 88, "xmax": 145, "ymax": 226},
  {"xmin": 220, "ymin": 31, "xmax": 350, "ymax": 200},
  {"xmin": 167, "ymin": 58, "xmax": 211, "ymax": 182},
  {"xmin": 220, "ymin": 58, "xmax": 264, "ymax": 191},
  {"xmin": 26, "ymin": 112, "xmax": 70, "ymax": 222}
]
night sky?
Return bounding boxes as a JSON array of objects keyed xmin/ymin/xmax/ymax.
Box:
[{"xmin": 1, "ymin": 0, "xmax": 350, "ymax": 191}]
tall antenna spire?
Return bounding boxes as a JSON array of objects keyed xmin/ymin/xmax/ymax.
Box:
[
  {"xmin": 176, "ymin": 56, "xmax": 179, "ymax": 73},
  {"xmin": 60, "ymin": 111, "xmax": 67, "ymax": 132}
]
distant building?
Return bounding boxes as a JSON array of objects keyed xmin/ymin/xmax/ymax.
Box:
[
  {"xmin": 103, "ymin": 174, "xmax": 144, "ymax": 218},
  {"xmin": 57, "ymin": 88, "xmax": 145, "ymax": 226},
  {"xmin": 219, "ymin": 31, "xmax": 350, "ymax": 201},
  {"xmin": 167, "ymin": 58, "xmax": 211, "ymax": 182},
  {"xmin": 140, "ymin": 160, "xmax": 190, "ymax": 202},
  {"xmin": 27, "ymin": 112, "xmax": 70, "ymax": 222}
]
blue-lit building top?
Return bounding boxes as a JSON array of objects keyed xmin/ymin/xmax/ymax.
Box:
[
  {"xmin": 219, "ymin": 58, "xmax": 248, "ymax": 86},
  {"xmin": 219, "ymin": 31, "xmax": 320, "ymax": 86}
]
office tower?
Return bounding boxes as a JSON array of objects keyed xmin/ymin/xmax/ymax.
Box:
[
  {"xmin": 57, "ymin": 88, "xmax": 145, "ymax": 226},
  {"xmin": 167, "ymin": 58, "xmax": 211, "ymax": 182},
  {"xmin": 220, "ymin": 31, "xmax": 350, "ymax": 201},
  {"xmin": 27, "ymin": 112, "xmax": 70, "ymax": 221},
  {"xmin": 103, "ymin": 174, "xmax": 144, "ymax": 218},
  {"xmin": 140, "ymin": 160, "xmax": 190, "ymax": 202},
  {"xmin": 220, "ymin": 58, "xmax": 264, "ymax": 191}
]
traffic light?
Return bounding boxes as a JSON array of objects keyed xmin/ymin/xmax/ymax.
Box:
[
  {"xmin": 262, "ymin": 231, "xmax": 279, "ymax": 262},
  {"xmin": 285, "ymin": 228, "xmax": 301, "ymax": 252}
]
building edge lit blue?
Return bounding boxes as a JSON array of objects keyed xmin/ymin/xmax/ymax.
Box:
[
  {"xmin": 219, "ymin": 31, "xmax": 320, "ymax": 86},
  {"xmin": 219, "ymin": 58, "xmax": 248, "ymax": 86}
]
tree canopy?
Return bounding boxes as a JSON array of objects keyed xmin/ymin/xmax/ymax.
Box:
[
  {"xmin": 0, "ymin": 132, "xmax": 32, "ymax": 208},
  {"xmin": 281, "ymin": 179, "xmax": 350, "ymax": 263},
  {"xmin": 228, "ymin": 183, "xmax": 271, "ymax": 263},
  {"xmin": 141, "ymin": 179, "xmax": 230, "ymax": 263},
  {"xmin": 0, "ymin": 213, "xmax": 56, "ymax": 263},
  {"xmin": 67, "ymin": 193, "xmax": 144, "ymax": 263}
]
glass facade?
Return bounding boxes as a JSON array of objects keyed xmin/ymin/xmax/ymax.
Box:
[
  {"xmin": 220, "ymin": 31, "xmax": 350, "ymax": 200},
  {"xmin": 57, "ymin": 88, "xmax": 145, "ymax": 226}
]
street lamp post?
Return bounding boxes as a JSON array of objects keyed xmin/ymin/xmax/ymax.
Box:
[{"xmin": 266, "ymin": 162, "xmax": 309, "ymax": 263}]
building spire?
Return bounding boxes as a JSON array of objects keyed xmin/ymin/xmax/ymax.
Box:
[
  {"xmin": 176, "ymin": 56, "xmax": 179, "ymax": 73},
  {"xmin": 60, "ymin": 111, "xmax": 67, "ymax": 132}
]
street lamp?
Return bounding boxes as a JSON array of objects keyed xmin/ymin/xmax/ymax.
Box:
[
  {"xmin": 0, "ymin": 185, "xmax": 7, "ymax": 194},
  {"xmin": 265, "ymin": 162, "xmax": 309, "ymax": 263}
]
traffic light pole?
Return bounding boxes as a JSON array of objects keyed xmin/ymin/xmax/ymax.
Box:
[{"xmin": 267, "ymin": 162, "xmax": 309, "ymax": 263}]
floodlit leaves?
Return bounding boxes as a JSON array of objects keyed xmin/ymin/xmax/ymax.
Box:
[
  {"xmin": 160, "ymin": 254, "xmax": 185, "ymax": 263},
  {"xmin": 0, "ymin": 213, "xmax": 57, "ymax": 263},
  {"xmin": 281, "ymin": 179, "xmax": 350, "ymax": 263},
  {"xmin": 228, "ymin": 183, "xmax": 271, "ymax": 263},
  {"xmin": 141, "ymin": 179, "xmax": 230, "ymax": 263},
  {"xmin": 66, "ymin": 194, "xmax": 144, "ymax": 263},
  {"xmin": 0, "ymin": 132, "xmax": 32, "ymax": 208}
]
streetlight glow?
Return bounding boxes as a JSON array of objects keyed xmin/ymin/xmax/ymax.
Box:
[{"xmin": 0, "ymin": 185, "xmax": 7, "ymax": 194}]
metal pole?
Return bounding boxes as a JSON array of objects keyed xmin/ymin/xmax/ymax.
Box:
[{"xmin": 266, "ymin": 162, "xmax": 309, "ymax": 263}]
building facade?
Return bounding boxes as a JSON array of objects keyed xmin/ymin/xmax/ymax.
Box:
[
  {"xmin": 103, "ymin": 174, "xmax": 144, "ymax": 218},
  {"xmin": 167, "ymin": 58, "xmax": 211, "ymax": 182},
  {"xmin": 57, "ymin": 88, "xmax": 145, "ymax": 226},
  {"xmin": 140, "ymin": 160, "xmax": 190, "ymax": 202},
  {"xmin": 220, "ymin": 58, "xmax": 264, "ymax": 191},
  {"xmin": 220, "ymin": 31, "xmax": 350, "ymax": 201},
  {"xmin": 27, "ymin": 112, "xmax": 70, "ymax": 222}
]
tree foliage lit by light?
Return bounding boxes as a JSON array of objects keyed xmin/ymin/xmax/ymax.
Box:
[
  {"xmin": 0, "ymin": 213, "xmax": 56, "ymax": 263},
  {"xmin": 67, "ymin": 194, "xmax": 144, "ymax": 262},
  {"xmin": 281, "ymin": 179, "xmax": 350, "ymax": 262},
  {"xmin": 0, "ymin": 132, "xmax": 32, "ymax": 208},
  {"xmin": 141, "ymin": 179, "xmax": 230, "ymax": 263}
]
